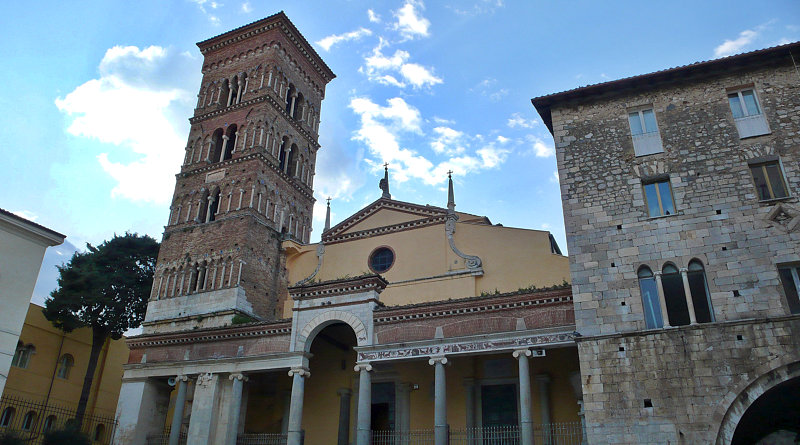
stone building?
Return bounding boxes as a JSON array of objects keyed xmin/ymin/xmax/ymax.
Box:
[
  {"xmin": 532, "ymin": 42, "xmax": 800, "ymax": 444},
  {"xmin": 114, "ymin": 13, "xmax": 584, "ymax": 445}
]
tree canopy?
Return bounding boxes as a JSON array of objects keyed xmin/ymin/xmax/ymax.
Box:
[{"xmin": 44, "ymin": 232, "xmax": 159, "ymax": 339}]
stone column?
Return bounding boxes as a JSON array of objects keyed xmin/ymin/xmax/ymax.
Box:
[
  {"xmin": 653, "ymin": 271, "xmax": 671, "ymax": 327},
  {"xmin": 336, "ymin": 388, "xmax": 352, "ymax": 445},
  {"xmin": 284, "ymin": 147, "xmax": 293, "ymax": 174},
  {"xmin": 396, "ymin": 383, "xmax": 411, "ymax": 445},
  {"xmin": 355, "ymin": 362, "xmax": 372, "ymax": 445},
  {"xmin": 224, "ymin": 373, "xmax": 248, "ymax": 445},
  {"xmin": 168, "ymin": 376, "xmax": 189, "ymax": 445},
  {"xmin": 536, "ymin": 374, "xmax": 552, "ymax": 445},
  {"xmin": 287, "ymin": 367, "xmax": 309, "ymax": 445},
  {"xmin": 188, "ymin": 373, "xmax": 221, "ymax": 445},
  {"xmin": 514, "ymin": 350, "xmax": 534, "ymax": 445},
  {"xmin": 220, "ymin": 135, "xmax": 230, "ymax": 162},
  {"xmin": 680, "ymin": 267, "xmax": 698, "ymax": 324},
  {"xmin": 429, "ymin": 355, "xmax": 448, "ymax": 445},
  {"xmin": 289, "ymin": 93, "xmax": 297, "ymax": 117},
  {"xmin": 113, "ymin": 377, "xmax": 170, "ymax": 445},
  {"xmin": 463, "ymin": 378, "xmax": 476, "ymax": 445}
]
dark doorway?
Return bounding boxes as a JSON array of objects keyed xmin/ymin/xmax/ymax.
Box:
[
  {"xmin": 732, "ymin": 377, "xmax": 800, "ymax": 445},
  {"xmin": 481, "ymin": 384, "xmax": 519, "ymax": 444},
  {"xmin": 372, "ymin": 382, "xmax": 395, "ymax": 445}
]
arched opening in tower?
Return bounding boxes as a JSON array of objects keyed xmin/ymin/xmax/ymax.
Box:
[{"xmin": 731, "ymin": 376, "xmax": 800, "ymax": 444}]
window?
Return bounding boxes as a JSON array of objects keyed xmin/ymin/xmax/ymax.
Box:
[
  {"xmin": 643, "ymin": 178, "xmax": 675, "ymax": 217},
  {"xmin": 11, "ymin": 343, "xmax": 34, "ymax": 369},
  {"xmin": 43, "ymin": 415, "xmax": 57, "ymax": 432},
  {"xmin": 728, "ymin": 88, "xmax": 770, "ymax": 138},
  {"xmin": 94, "ymin": 424, "xmax": 106, "ymax": 442},
  {"xmin": 57, "ymin": 354, "xmax": 74, "ymax": 379},
  {"xmin": 21, "ymin": 411, "xmax": 36, "ymax": 431},
  {"xmin": 0, "ymin": 408, "xmax": 14, "ymax": 427},
  {"xmin": 628, "ymin": 108, "xmax": 663, "ymax": 156},
  {"xmin": 778, "ymin": 264, "xmax": 800, "ymax": 314},
  {"xmin": 638, "ymin": 266, "xmax": 663, "ymax": 329},
  {"xmin": 369, "ymin": 247, "xmax": 395, "ymax": 273},
  {"xmin": 687, "ymin": 260, "xmax": 714, "ymax": 323},
  {"xmin": 749, "ymin": 161, "xmax": 789, "ymax": 201},
  {"xmin": 662, "ymin": 264, "xmax": 691, "ymax": 327}
]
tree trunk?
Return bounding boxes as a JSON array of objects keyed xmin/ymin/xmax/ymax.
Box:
[{"xmin": 75, "ymin": 327, "xmax": 108, "ymax": 430}]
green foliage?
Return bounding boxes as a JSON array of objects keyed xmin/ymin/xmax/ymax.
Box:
[
  {"xmin": 232, "ymin": 314, "xmax": 256, "ymax": 325},
  {"xmin": 43, "ymin": 232, "xmax": 159, "ymax": 340},
  {"xmin": 0, "ymin": 431, "xmax": 24, "ymax": 445},
  {"xmin": 43, "ymin": 429, "xmax": 90, "ymax": 445}
]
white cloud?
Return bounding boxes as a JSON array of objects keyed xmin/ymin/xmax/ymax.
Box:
[
  {"xmin": 714, "ymin": 29, "xmax": 758, "ymax": 57},
  {"xmin": 11, "ymin": 210, "xmax": 38, "ymax": 222},
  {"xmin": 316, "ymin": 27, "xmax": 373, "ymax": 51},
  {"xmin": 55, "ymin": 45, "xmax": 198, "ymax": 204},
  {"xmin": 449, "ymin": 0, "xmax": 504, "ymax": 16},
  {"xmin": 241, "ymin": 1, "xmax": 252, "ymax": 13},
  {"xmin": 368, "ymin": 9, "xmax": 381, "ymax": 23},
  {"xmin": 360, "ymin": 41, "xmax": 442, "ymax": 89},
  {"xmin": 190, "ymin": 0, "xmax": 222, "ymax": 25},
  {"xmin": 507, "ymin": 112, "xmax": 538, "ymax": 129},
  {"xmin": 350, "ymin": 96, "xmax": 511, "ymax": 186},
  {"xmin": 472, "ymin": 78, "xmax": 508, "ymax": 102},
  {"xmin": 550, "ymin": 170, "xmax": 559, "ymax": 184},
  {"xmin": 393, "ymin": 0, "xmax": 431, "ymax": 40},
  {"xmin": 526, "ymin": 135, "xmax": 555, "ymax": 158}
]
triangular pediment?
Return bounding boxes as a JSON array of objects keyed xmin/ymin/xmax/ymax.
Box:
[{"xmin": 322, "ymin": 198, "xmax": 448, "ymax": 244}]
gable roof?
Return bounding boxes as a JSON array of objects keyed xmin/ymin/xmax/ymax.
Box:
[
  {"xmin": 0, "ymin": 208, "xmax": 65, "ymax": 246},
  {"xmin": 322, "ymin": 198, "xmax": 450, "ymax": 244},
  {"xmin": 531, "ymin": 41, "xmax": 800, "ymax": 134}
]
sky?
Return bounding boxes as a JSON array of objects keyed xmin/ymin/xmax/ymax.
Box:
[{"xmin": 1, "ymin": 0, "xmax": 798, "ymax": 304}]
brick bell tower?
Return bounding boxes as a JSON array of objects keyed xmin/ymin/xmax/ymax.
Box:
[{"xmin": 143, "ymin": 12, "xmax": 335, "ymax": 334}]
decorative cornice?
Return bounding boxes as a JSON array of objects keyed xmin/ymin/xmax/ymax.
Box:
[
  {"xmin": 127, "ymin": 320, "xmax": 292, "ymax": 348},
  {"xmin": 177, "ymin": 152, "xmax": 314, "ymax": 200},
  {"xmin": 445, "ymin": 211, "xmax": 482, "ymax": 273},
  {"xmin": 189, "ymin": 93, "xmax": 320, "ymax": 148},
  {"xmin": 374, "ymin": 287, "xmax": 572, "ymax": 324},
  {"xmin": 322, "ymin": 198, "xmax": 449, "ymax": 244},
  {"xmin": 196, "ymin": 12, "xmax": 335, "ymax": 83},
  {"xmin": 289, "ymin": 274, "xmax": 388, "ymax": 300}
]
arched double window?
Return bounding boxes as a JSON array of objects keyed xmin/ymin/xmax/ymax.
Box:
[
  {"xmin": 0, "ymin": 407, "xmax": 14, "ymax": 427},
  {"xmin": 21, "ymin": 411, "xmax": 37, "ymax": 431},
  {"xmin": 57, "ymin": 354, "xmax": 74, "ymax": 379},
  {"xmin": 662, "ymin": 263, "xmax": 691, "ymax": 326},
  {"xmin": 43, "ymin": 415, "xmax": 57, "ymax": 432},
  {"xmin": 638, "ymin": 266, "xmax": 663, "ymax": 329},
  {"xmin": 11, "ymin": 343, "xmax": 34, "ymax": 368}
]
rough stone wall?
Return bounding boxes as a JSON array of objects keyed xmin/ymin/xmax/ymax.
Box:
[
  {"xmin": 554, "ymin": 63, "xmax": 800, "ymax": 336},
  {"xmin": 550, "ymin": 60, "xmax": 800, "ymax": 443},
  {"xmin": 578, "ymin": 317, "xmax": 800, "ymax": 444}
]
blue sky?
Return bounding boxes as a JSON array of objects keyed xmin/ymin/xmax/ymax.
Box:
[{"xmin": 2, "ymin": 0, "xmax": 798, "ymax": 304}]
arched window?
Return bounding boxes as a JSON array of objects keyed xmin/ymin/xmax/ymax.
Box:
[
  {"xmin": 223, "ymin": 125, "xmax": 237, "ymax": 161},
  {"xmin": 208, "ymin": 188, "xmax": 221, "ymax": 222},
  {"xmin": 21, "ymin": 411, "xmax": 36, "ymax": 431},
  {"xmin": 11, "ymin": 343, "xmax": 34, "ymax": 368},
  {"xmin": 57, "ymin": 354, "xmax": 74, "ymax": 379},
  {"xmin": 287, "ymin": 144, "xmax": 298, "ymax": 177},
  {"xmin": 210, "ymin": 129, "xmax": 224, "ymax": 163},
  {"xmin": 0, "ymin": 407, "xmax": 15, "ymax": 427},
  {"xmin": 278, "ymin": 137, "xmax": 289, "ymax": 172},
  {"xmin": 285, "ymin": 84, "xmax": 295, "ymax": 114},
  {"xmin": 294, "ymin": 93, "xmax": 304, "ymax": 120},
  {"xmin": 228, "ymin": 75, "xmax": 239, "ymax": 106},
  {"xmin": 638, "ymin": 266, "xmax": 663, "ymax": 329},
  {"xmin": 197, "ymin": 189, "xmax": 209, "ymax": 223},
  {"xmin": 662, "ymin": 263, "xmax": 690, "ymax": 326},
  {"xmin": 94, "ymin": 423, "xmax": 106, "ymax": 442},
  {"xmin": 687, "ymin": 260, "xmax": 715, "ymax": 323},
  {"xmin": 43, "ymin": 415, "xmax": 56, "ymax": 432}
]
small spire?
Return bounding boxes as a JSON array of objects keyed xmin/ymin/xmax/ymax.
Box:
[
  {"xmin": 447, "ymin": 170, "xmax": 455, "ymax": 212},
  {"xmin": 379, "ymin": 163, "xmax": 391, "ymax": 199},
  {"xmin": 324, "ymin": 197, "xmax": 331, "ymax": 232}
]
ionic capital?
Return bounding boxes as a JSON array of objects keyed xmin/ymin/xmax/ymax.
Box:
[
  {"xmin": 428, "ymin": 355, "xmax": 447, "ymax": 366},
  {"xmin": 175, "ymin": 375, "xmax": 189, "ymax": 382},
  {"xmin": 229, "ymin": 372, "xmax": 249, "ymax": 382},
  {"xmin": 354, "ymin": 362, "xmax": 373, "ymax": 372},
  {"xmin": 288, "ymin": 367, "xmax": 310, "ymax": 378},
  {"xmin": 513, "ymin": 348, "xmax": 532, "ymax": 359}
]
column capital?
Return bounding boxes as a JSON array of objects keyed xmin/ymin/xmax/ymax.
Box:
[
  {"xmin": 175, "ymin": 375, "xmax": 189, "ymax": 382},
  {"xmin": 653, "ymin": 271, "xmax": 663, "ymax": 277},
  {"xmin": 229, "ymin": 372, "xmax": 249, "ymax": 382},
  {"xmin": 354, "ymin": 362, "xmax": 373, "ymax": 372},
  {"xmin": 513, "ymin": 348, "xmax": 532, "ymax": 359},
  {"xmin": 428, "ymin": 355, "xmax": 447, "ymax": 366},
  {"xmin": 222, "ymin": 135, "xmax": 230, "ymax": 140},
  {"xmin": 337, "ymin": 388, "xmax": 352, "ymax": 397},
  {"xmin": 679, "ymin": 267, "xmax": 689, "ymax": 274},
  {"xmin": 288, "ymin": 367, "xmax": 310, "ymax": 378}
]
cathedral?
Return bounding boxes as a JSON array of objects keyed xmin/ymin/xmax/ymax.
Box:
[{"xmin": 114, "ymin": 12, "xmax": 582, "ymax": 445}]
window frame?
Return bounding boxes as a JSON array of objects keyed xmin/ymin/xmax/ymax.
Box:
[
  {"xmin": 778, "ymin": 263, "xmax": 800, "ymax": 314},
  {"xmin": 642, "ymin": 177, "xmax": 676, "ymax": 218},
  {"xmin": 727, "ymin": 88, "xmax": 762, "ymax": 118},
  {"xmin": 748, "ymin": 159, "xmax": 790, "ymax": 201},
  {"xmin": 727, "ymin": 86, "xmax": 770, "ymax": 138},
  {"xmin": 56, "ymin": 354, "xmax": 74, "ymax": 379},
  {"xmin": 628, "ymin": 107, "xmax": 664, "ymax": 156},
  {"xmin": 368, "ymin": 246, "xmax": 396, "ymax": 274}
]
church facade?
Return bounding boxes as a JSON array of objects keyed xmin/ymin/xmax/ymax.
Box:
[{"xmin": 114, "ymin": 13, "xmax": 583, "ymax": 445}]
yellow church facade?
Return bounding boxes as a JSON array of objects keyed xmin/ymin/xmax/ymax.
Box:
[{"xmin": 1, "ymin": 303, "xmax": 129, "ymax": 443}]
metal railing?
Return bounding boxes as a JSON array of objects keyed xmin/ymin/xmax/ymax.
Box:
[
  {"xmin": 372, "ymin": 422, "xmax": 584, "ymax": 445},
  {"xmin": 237, "ymin": 433, "xmax": 288, "ymax": 445},
  {"xmin": 0, "ymin": 395, "xmax": 117, "ymax": 445}
]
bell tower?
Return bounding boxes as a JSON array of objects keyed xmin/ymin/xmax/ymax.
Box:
[{"xmin": 143, "ymin": 12, "xmax": 335, "ymax": 334}]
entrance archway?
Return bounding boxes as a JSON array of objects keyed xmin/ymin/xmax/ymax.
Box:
[{"xmin": 731, "ymin": 376, "xmax": 800, "ymax": 444}]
